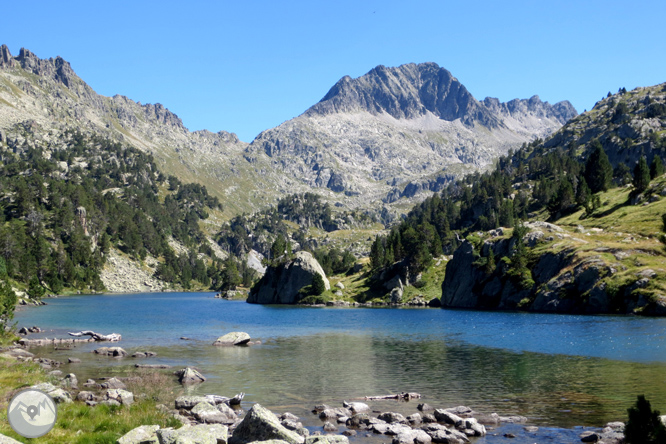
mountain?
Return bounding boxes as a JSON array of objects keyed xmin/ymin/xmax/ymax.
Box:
[
  {"xmin": 357, "ymin": 83, "xmax": 666, "ymax": 315},
  {"xmin": 246, "ymin": 62, "xmax": 576, "ymax": 206},
  {"xmin": 1, "ymin": 47, "xmax": 575, "ymax": 217},
  {"xmin": 0, "ymin": 45, "xmax": 261, "ymax": 215}
]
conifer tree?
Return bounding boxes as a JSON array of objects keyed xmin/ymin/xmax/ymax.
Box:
[
  {"xmin": 633, "ymin": 156, "xmax": 651, "ymax": 193},
  {"xmin": 311, "ymin": 273, "xmax": 326, "ymax": 296},
  {"xmin": 584, "ymin": 140, "xmax": 613, "ymax": 193},
  {"xmin": 650, "ymin": 155, "xmax": 664, "ymax": 179}
]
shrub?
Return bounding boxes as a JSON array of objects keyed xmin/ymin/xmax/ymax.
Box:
[{"xmin": 624, "ymin": 395, "xmax": 666, "ymax": 444}]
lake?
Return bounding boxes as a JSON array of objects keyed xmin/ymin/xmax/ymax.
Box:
[{"xmin": 13, "ymin": 292, "xmax": 666, "ymax": 441}]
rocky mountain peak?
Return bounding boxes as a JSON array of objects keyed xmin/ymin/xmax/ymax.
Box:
[{"xmin": 306, "ymin": 62, "xmax": 501, "ymax": 128}]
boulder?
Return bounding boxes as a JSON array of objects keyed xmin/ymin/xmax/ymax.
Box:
[
  {"xmin": 248, "ymin": 252, "xmax": 330, "ymax": 304},
  {"xmin": 342, "ymin": 401, "xmax": 369, "ymax": 414},
  {"xmin": 61, "ymin": 373, "xmax": 78, "ymax": 389},
  {"xmin": 77, "ymin": 391, "xmax": 97, "ymax": 402},
  {"xmin": 176, "ymin": 367, "xmax": 206, "ymax": 384},
  {"xmin": 117, "ymin": 424, "xmax": 160, "ymax": 444},
  {"xmin": 157, "ymin": 424, "xmax": 228, "ymax": 444},
  {"xmin": 214, "ymin": 332, "xmax": 251, "ymax": 346},
  {"xmin": 229, "ymin": 403, "xmax": 305, "ymax": 444},
  {"xmin": 378, "ymin": 412, "xmax": 406, "ymax": 424},
  {"xmin": 31, "ymin": 382, "xmax": 72, "ymax": 403},
  {"xmin": 175, "ymin": 396, "xmax": 210, "ymax": 410},
  {"xmin": 101, "ymin": 377, "xmax": 127, "ymax": 389},
  {"xmin": 104, "ymin": 389, "xmax": 134, "ymax": 405},
  {"xmin": 192, "ymin": 402, "xmax": 235, "ymax": 424},
  {"xmin": 433, "ymin": 410, "xmax": 461, "ymax": 425}
]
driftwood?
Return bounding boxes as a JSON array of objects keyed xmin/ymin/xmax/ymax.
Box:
[
  {"xmin": 355, "ymin": 392, "xmax": 422, "ymax": 401},
  {"xmin": 204, "ymin": 392, "xmax": 245, "ymax": 406},
  {"xmin": 68, "ymin": 331, "xmax": 122, "ymax": 342}
]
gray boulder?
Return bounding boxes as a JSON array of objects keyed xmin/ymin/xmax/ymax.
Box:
[
  {"xmin": 117, "ymin": 425, "xmax": 160, "ymax": 444},
  {"xmin": 248, "ymin": 252, "xmax": 330, "ymax": 304},
  {"xmin": 192, "ymin": 402, "xmax": 235, "ymax": 424},
  {"xmin": 214, "ymin": 332, "xmax": 251, "ymax": 346},
  {"xmin": 30, "ymin": 382, "xmax": 72, "ymax": 404},
  {"xmin": 104, "ymin": 389, "xmax": 134, "ymax": 405},
  {"xmin": 176, "ymin": 367, "xmax": 206, "ymax": 384},
  {"xmin": 175, "ymin": 396, "xmax": 209, "ymax": 410},
  {"xmin": 229, "ymin": 403, "xmax": 305, "ymax": 444},
  {"xmin": 101, "ymin": 377, "xmax": 127, "ymax": 389},
  {"xmin": 157, "ymin": 424, "xmax": 228, "ymax": 444}
]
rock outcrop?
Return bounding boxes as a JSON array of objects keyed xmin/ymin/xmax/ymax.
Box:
[
  {"xmin": 229, "ymin": 403, "xmax": 305, "ymax": 444},
  {"xmin": 440, "ymin": 223, "xmax": 666, "ymax": 315},
  {"xmin": 248, "ymin": 252, "xmax": 330, "ymax": 304}
]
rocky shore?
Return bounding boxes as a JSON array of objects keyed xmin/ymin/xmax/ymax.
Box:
[{"xmin": 1, "ymin": 341, "xmax": 634, "ymax": 444}]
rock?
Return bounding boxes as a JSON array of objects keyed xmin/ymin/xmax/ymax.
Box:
[
  {"xmin": 378, "ymin": 412, "xmax": 406, "ymax": 424},
  {"xmin": 345, "ymin": 413, "xmax": 370, "ymax": 428},
  {"xmin": 104, "ymin": 389, "xmax": 134, "ymax": 405},
  {"xmin": 322, "ymin": 422, "xmax": 337, "ymax": 432},
  {"xmin": 192, "ymin": 402, "xmax": 235, "ymax": 424},
  {"xmin": 157, "ymin": 424, "xmax": 228, "ymax": 444},
  {"xmin": 175, "ymin": 396, "xmax": 210, "ymax": 410},
  {"xmin": 335, "ymin": 282, "xmax": 345, "ymax": 290},
  {"xmin": 393, "ymin": 429, "xmax": 432, "ymax": 444},
  {"xmin": 282, "ymin": 420, "xmax": 304, "ymax": 431},
  {"xmin": 229, "ymin": 403, "xmax": 304, "ymax": 444},
  {"xmin": 31, "ymin": 382, "xmax": 72, "ymax": 403},
  {"xmin": 417, "ymin": 403, "xmax": 433, "ymax": 411},
  {"xmin": 421, "ymin": 414, "xmax": 437, "ymax": 423},
  {"xmin": 101, "ymin": 377, "xmax": 127, "ymax": 390},
  {"xmin": 390, "ymin": 287, "xmax": 404, "ymax": 304},
  {"xmin": 62, "ymin": 373, "xmax": 78, "ymax": 389},
  {"xmin": 77, "ymin": 391, "xmax": 96, "ymax": 402},
  {"xmin": 214, "ymin": 332, "xmax": 251, "ymax": 346},
  {"xmin": 94, "ymin": 346, "xmax": 127, "ymax": 357},
  {"xmin": 68, "ymin": 357, "xmax": 81, "ymax": 363},
  {"xmin": 176, "ymin": 367, "xmax": 206, "ymax": 384},
  {"xmin": 117, "ymin": 424, "xmax": 160, "ymax": 444},
  {"xmin": 280, "ymin": 413, "xmax": 301, "ymax": 422},
  {"xmin": 0, "ymin": 433, "xmax": 23, "ymax": 443},
  {"xmin": 304, "ymin": 437, "xmax": 349, "ymax": 444},
  {"xmin": 384, "ymin": 275, "xmax": 404, "ymax": 291},
  {"xmin": 524, "ymin": 426, "xmax": 539, "ymax": 432},
  {"xmin": 342, "ymin": 401, "xmax": 369, "ymax": 414},
  {"xmin": 433, "ymin": 409, "xmax": 461, "ymax": 425},
  {"xmin": 248, "ymin": 252, "xmax": 330, "ymax": 304},
  {"xmin": 407, "ymin": 413, "xmax": 422, "ymax": 425},
  {"xmin": 498, "ymin": 415, "xmax": 527, "ymax": 423},
  {"xmin": 580, "ymin": 431, "xmax": 601, "ymax": 442},
  {"xmin": 319, "ymin": 408, "xmax": 352, "ymax": 420}
]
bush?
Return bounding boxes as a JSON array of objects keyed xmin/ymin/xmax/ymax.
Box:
[{"xmin": 624, "ymin": 395, "xmax": 666, "ymax": 444}]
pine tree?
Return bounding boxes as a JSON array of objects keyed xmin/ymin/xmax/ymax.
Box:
[
  {"xmin": 584, "ymin": 140, "xmax": 613, "ymax": 193},
  {"xmin": 311, "ymin": 273, "xmax": 326, "ymax": 296},
  {"xmin": 633, "ymin": 156, "xmax": 651, "ymax": 193},
  {"xmin": 624, "ymin": 395, "xmax": 666, "ymax": 444},
  {"xmin": 650, "ymin": 156, "xmax": 664, "ymax": 179}
]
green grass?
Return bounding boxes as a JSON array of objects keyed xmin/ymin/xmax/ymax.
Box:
[{"xmin": 0, "ymin": 359, "xmax": 182, "ymax": 443}]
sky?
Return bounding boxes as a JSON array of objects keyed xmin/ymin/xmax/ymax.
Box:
[{"xmin": 2, "ymin": 0, "xmax": 665, "ymax": 142}]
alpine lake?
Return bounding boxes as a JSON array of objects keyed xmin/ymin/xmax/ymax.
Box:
[{"xmin": 13, "ymin": 292, "xmax": 666, "ymax": 443}]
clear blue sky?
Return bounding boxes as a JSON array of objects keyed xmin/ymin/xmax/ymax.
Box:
[{"xmin": 3, "ymin": 0, "xmax": 665, "ymax": 142}]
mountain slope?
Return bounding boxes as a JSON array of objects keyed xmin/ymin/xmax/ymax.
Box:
[
  {"xmin": 246, "ymin": 62, "xmax": 576, "ymax": 206},
  {"xmin": 0, "ymin": 45, "xmax": 267, "ymax": 216},
  {"xmin": 0, "ymin": 47, "xmax": 576, "ymax": 216}
]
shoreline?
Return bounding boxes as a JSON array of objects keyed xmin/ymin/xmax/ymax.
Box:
[{"xmin": 1, "ymin": 348, "xmax": 627, "ymax": 444}]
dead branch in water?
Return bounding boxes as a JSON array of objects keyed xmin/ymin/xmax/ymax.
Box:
[{"xmin": 68, "ymin": 330, "xmax": 122, "ymax": 342}]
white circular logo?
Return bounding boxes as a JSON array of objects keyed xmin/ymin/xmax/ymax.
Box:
[{"xmin": 7, "ymin": 389, "xmax": 58, "ymax": 438}]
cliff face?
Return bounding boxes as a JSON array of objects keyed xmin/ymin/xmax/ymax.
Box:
[
  {"xmin": 440, "ymin": 222, "xmax": 666, "ymax": 316},
  {"xmin": 248, "ymin": 252, "xmax": 330, "ymax": 304}
]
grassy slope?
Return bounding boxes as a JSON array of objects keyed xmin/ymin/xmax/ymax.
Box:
[{"xmin": 318, "ymin": 175, "xmax": 666, "ymax": 308}]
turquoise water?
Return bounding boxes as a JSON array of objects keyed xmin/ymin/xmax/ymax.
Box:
[{"xmin": 13, "ymin": 292, "xmax": 666, "ymax": 432}]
